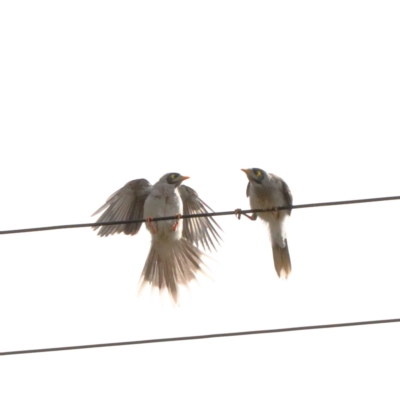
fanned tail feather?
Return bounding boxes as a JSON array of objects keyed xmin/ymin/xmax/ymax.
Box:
[{"xmin": 138, "ymin": 238, "xmax": 206, "ymax": 303}]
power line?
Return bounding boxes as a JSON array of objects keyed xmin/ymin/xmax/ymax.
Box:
[
  {"xmin": 1, "ymin": 318, "xmax": 399, "ymax": 356},
  {"xmin": 1, "ymin": 195, "xmax": 400, "ymax": 235},
  {"xmin": 1, "ymin": 195, "xmax": 399, "ymax": 356}
]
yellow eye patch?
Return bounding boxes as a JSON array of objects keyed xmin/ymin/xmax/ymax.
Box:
[
  {"xmin": 170, "ymin": 174, "xmax": 175, "ymax": 179},
  {"xmin": 256, "ymin": 170, "xmax": 261, "ymax": 177}
]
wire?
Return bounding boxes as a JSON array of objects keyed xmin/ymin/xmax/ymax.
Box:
[
  {"xmin": 1, "ymin": 195, "xmax": 399, "ymax": 357},
  {"xmin": 1, "ymin": 195, "xmax": 400, "ymax": 235},
  {"xmin": 1, "ymin": 318, "xmax": 399, "ymax": 356}
]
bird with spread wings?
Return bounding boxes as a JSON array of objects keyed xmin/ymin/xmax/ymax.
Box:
[{"xmin": 92, "ymin": 172, "xmax": 222, "ymax": 303}]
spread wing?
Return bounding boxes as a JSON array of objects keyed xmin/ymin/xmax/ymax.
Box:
[
  {"xmin": 92, "ymin": 179, "xmax": 152, "ymax": 237},
  {"xmin": 179, "ymin": 185, "xmax": 222, "ymax": 252}
]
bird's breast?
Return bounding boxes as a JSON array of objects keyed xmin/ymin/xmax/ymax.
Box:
[
  {"xmin": 143, "ymin": 187, "xmax": 183, "ymax": 240},
  {"xmin": 249, "ymin": 184, "xmax": 288, "ymax": 222}
]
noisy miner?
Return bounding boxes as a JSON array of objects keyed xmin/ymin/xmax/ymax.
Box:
[
  {"xmin": 237, "ymin": 168, "xmax": 293, "ymax": 278},
  {"xmin": 92, "ymin": 172, "xmax": 222, "ymax": 303}
]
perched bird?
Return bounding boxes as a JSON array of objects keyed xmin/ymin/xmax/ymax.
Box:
[
  {"xmin": 92, "ymin": 172, "xmax": 222, "ymax": 303},
  {"xmin": 238, "ymin": 168, "xmax": 293, "ymax": 278}
]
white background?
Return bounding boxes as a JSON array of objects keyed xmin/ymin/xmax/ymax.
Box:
[{"xmin": 1, "ymin": 1, "xmax": 400, "ymax": 398}]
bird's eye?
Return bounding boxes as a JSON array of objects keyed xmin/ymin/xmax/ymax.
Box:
[
  {"xmin": 256, "ymin": 170, "xmax": 262, "ymax": 177},
  {"xmin": 170, "ymin": 174, "xmax": 175, "ymax": 180}
]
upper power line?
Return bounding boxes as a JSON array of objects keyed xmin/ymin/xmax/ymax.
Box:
[{"xmin": 1, "ymin": 195, "xmax": 399, "ymax": 235}]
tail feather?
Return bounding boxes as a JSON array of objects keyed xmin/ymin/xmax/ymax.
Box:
[
  {"xmin": 138, "ymin": 238, "xmax": 205, "ymax": 303},
  {"xmin": 272, "ymin": 241, "xmax": 291, "ymax": 279}
]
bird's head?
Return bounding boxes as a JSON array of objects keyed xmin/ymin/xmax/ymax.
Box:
[
  {"xmin": 241, "ymin": 168, "xmax": 266, "ymax": 184},
  {"xmin": 160, "ymin": 172, "xmax": 190, "ymax": 187}
]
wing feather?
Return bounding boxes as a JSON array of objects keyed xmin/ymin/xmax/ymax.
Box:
[
  {"xmin": 179, "ymin": 185, "xmax": 222, "ymax": 251},
  {"xmin": 92, "ymin": 179, "xmax": 152, "ymax": 236},
  {"xmin": 269, "ymin": 173, "xmax": 293, "ymax": 215}
]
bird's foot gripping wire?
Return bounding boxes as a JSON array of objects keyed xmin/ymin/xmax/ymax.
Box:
[
  {"xmin": 172, "ymin": 214, "xmax": 182, "ymax": 232},
  {"xmin": 234, "ymin": 209, "xmax": 257, "ymax": 221},
  {"xmin": 272, "ymin": 208, "xmax": 280, "ymax": 220},
  {"xmin": 146, "ymin": 217, "xmax": 157, "ymax": 234},
  {"xmin": 234, "ymin": 208, "xmax": 243, "ymax": 220}
]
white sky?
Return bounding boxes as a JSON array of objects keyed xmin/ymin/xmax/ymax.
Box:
[{"xmin": 1, "ymin": 1, "xmax": 400, "ymax": 398}]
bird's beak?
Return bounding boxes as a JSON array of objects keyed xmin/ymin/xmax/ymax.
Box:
[
  {"xmin": 241, "ymin": 168, "xmax": 250, "ymax": 176},
  {"xmin": 180, "ymin": 176, "xmax": 190, "ymax": 182}
]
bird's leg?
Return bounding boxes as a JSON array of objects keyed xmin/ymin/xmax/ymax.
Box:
[
  {"xmin": 272, "ymin": 208, "xmax": 280, "ymax": 220},
  {"xmin": 235, "ymin": 209, "xmax": 257, "ymax": 221},
  {"xmin": 146, "ymin": 217, "xmax": 157, "ymax": 234},
  {"xmin": 172, "ymin": 214, "xmax": 182, "ymax": 232}
]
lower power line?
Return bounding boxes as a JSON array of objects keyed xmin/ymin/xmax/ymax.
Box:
[{"xmin": 1, "ymin": 317, "xmax": 399, "ymax": 356}]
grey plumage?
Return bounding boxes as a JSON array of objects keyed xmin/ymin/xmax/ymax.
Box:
[
  {"xmin": 179, "ymin": 185, "xmax": 222, "ymax": 252},
  {"xmin": 92, "ymin": 173, "xmax": 222, "ymax": 303},
  {"xmin": 241, "ymin": 168, "xmax": 293, "ymax": 278},
  {"xmin": 139, "ymin": 236, "xmax": 204, "ymax": 302},
  {"xmin": 92, "ymin": 179, "xmax": 152, "ymax": 236}
]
